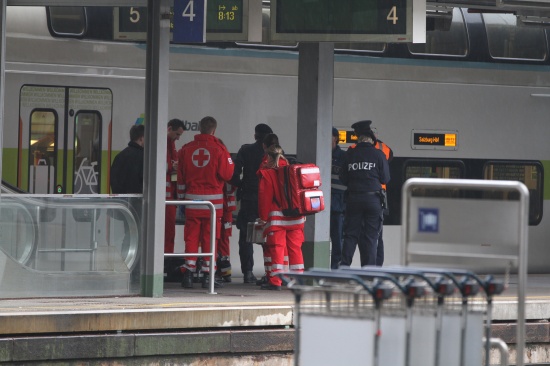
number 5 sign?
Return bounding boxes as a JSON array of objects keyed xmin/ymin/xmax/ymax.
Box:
[{"xmin": 173, "ymin": 0, "xmax": 207, "ymax": 43}]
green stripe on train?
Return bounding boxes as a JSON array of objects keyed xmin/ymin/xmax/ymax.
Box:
[{"xmin": 543, "ymin": 160, "xmax": 550, "ymax": 201}]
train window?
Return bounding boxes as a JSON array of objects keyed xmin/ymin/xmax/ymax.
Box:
[
  {"xmin": 47, "ymin": 7, "xmax": 86, "ymax": 37},
  {"xmin": 483, "ymin": 161, "xmax": 543, "ymax": 225},
  {"xmin": 404, "ymin": 159, "xmax": 465, "ymax": 197},
  {"xmin": 29, "ymin": 110, "xmax": 58, "ymax": 194},
  {"xmin": 408, "ymin": 8, "xmax": 468, "ymax": 57},
  {"xmin": 29, "ymin": 110, "xmax": 56, "ymax": 167},
  {"xmin": 483, "ymin": 14, "xmax": 547, "ymax": 60},
  {"xmin": 73, "ymin": 111, "xmax": 101, "ymax": 194}
]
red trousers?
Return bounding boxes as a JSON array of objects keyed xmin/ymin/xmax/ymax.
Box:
[
  {"xmin": 217, "ymin": 221, "xmax": 232, "ymax": 258},
  {"xmin": 262, "ymin": 244, "xmax": 288, "ymax": 282},
  {"xmin": 266, "ymin": 228, "xmax": 304, "ymax": 286},
  {"xmin": 183, "ymin": 216, "xmax": 221, "ymax": 273}
]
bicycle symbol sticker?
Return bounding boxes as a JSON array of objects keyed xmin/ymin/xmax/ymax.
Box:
[{"xmin": 74, "ymin": 158, "xmax": 99, "ymax": 194}]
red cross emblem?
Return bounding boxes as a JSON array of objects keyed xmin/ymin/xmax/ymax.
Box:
[{"xmin": 192, "ymin": 148, "xmax": 210, "ymax": 167}]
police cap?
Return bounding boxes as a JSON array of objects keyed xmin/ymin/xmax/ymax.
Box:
[{"xmin": 351, "ymin": 120, "xmax": 372, "ymax": 136}]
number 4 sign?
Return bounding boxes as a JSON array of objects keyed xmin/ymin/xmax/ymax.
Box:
[{"xmin": 173, "ymin": 0, "xmax": 207, "ymax": 43}]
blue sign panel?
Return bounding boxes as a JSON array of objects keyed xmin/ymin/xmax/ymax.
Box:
[
  {"xmin": 418, "ymin": 208, "xmax": 439, "ymax": 233},
  {"xmin": 173, "ymin": 0, "xmax": 206, "ymax": 43}
]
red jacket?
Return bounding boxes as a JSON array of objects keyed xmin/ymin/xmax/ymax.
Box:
[
  {"xmin": 257, "ymin": 167, "xmax": 305, "ymax": 235},
  {"xmin": 166, "ymin": 136, "xmax": 178, "ymax": 199},
  {"xmin": 177, "ymin": 134, "xmax": 234, "ymax": 218}
]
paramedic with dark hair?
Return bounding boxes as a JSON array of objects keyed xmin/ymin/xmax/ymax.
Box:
[
  {"xmin": 339, "ymin": 120, "xmax": 390, "ymax": 267},
  {"xmin": 257, "ymin": 144, "xmax": 305, "ymax": 290},
  {"xmin": 256, "ymin": 133, "xmax": 288, "ymax": 287}
]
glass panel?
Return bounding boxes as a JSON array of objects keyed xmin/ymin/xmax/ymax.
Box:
[
  {"xmin": 408, "ymin": 8, "xmax": 467, "ymax": 57},
  {"xmin": 0, "ymin": 194, "xmax": 141, "ymax": 298},
  {"xmin": 74, "ymin": 112, "xmax": 101, "ymax": 194},
  {"xmin": 483, "ymin": 162, "xmax": 543, "ymax": 225},
  {"xmin": 29, "ymin": 110, "xmax": 57, "ymax": 194},
  {"xmin": 48, "ymin": 6, "xmax": 86, "ymax": 36},
  {"xmin": 483, "ymin": 13, "xmax": 547, "ymax": 60}
]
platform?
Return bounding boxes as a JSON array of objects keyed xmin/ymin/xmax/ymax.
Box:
[{"xmin": 0, "ymin": 274, "xmax": 549, "ymax": 365}]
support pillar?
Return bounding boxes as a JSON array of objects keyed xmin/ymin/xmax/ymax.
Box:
[
  {"xmin": 142, "ymin": 0, "xmax": 171, "ymax": 296},
  {"xmin": 0, "ymin": 0, "xmax": 6, "ymax": 186},
  {"xmin": 296, "ymin": 43, "xmax": 334, "ymax": 270}
]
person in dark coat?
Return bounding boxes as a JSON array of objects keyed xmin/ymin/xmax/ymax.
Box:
[
  {"xmin": 339, "ymin": 120, "xmax": 390, "ymax": 267},
  {"xmin": 330, "ymin": 127, "xmax": 346, "ymax": 269},
  {"xmin": 110, "ymin": 124, "xmax": 145, "ymax": 194},
  {"xmin": 109, "ymin": 123, "xmax": 145, "ymax": 264},
  {"xmin": 230, "ymin": 123, "xmax": 273, "ymax": 284}
]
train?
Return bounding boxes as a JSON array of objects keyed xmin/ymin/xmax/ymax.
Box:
[{"xmin": 2, "ymin": 5, "xmax": 549, "ymax": 273}]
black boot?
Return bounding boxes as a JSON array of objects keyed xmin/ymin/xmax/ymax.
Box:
[
  {"xmin": 181, "ymin": 269, "xmax": 193, "ymax": 289},
  {"xmin": 256, "ymin": 275, "xmax": 268, "ymax": 286},
  {"xmin": 243, "ymin": 271, "xmax": 258, "ymax": 284},
  {"xmin": 202, "ymin": 273, "xmax": 224, "ymax": 289}
]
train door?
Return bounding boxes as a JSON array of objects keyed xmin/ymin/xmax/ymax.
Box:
[{"xmin": 18, "ymin": 85, "xmax": 113, "ymax": 194}]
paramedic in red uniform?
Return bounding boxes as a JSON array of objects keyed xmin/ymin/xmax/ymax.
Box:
[
  {"xmin": 177, "ymin": 116, "xmax": 234, "ymax": 289},
  {"xmin": 257, "ymin": 144, "xmax": 305, "ymax": 291},
  {"xmin": 256, "ymin": 133, "xmax": 288, "ymax": 286},
  {"xmin": 165, "ymin": 119, "xmax": 185, "ymax": 254}
]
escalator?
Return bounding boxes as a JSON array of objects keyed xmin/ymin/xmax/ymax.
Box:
[{"xmin": 0, "ymin": 181, "xmax": 142, "ymax": 298}]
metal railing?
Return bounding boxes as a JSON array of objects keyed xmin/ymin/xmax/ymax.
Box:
[{"xmin": 164, "ymin": 200, "xmax": 217, "ymax": 295}]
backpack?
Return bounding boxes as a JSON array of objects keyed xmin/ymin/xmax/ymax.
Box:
[{"xmin": 277, "ymin": 163, "xmax": 325, "ymax": 216}]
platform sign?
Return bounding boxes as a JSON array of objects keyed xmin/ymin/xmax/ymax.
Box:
[
  {"xmin": 173, "ymin": 0, "xmax": 207, "ymax": 43},
  {"xmin": 271, "ymin": 0, "xmax": 420, "ymax": 43},
  {"xmin": 411, "ymin": 129, "xmax": 458, "ymax": 150},
  {"xmin": 114, "ymin": 0, "xmax": 260, "ymax": 43}
]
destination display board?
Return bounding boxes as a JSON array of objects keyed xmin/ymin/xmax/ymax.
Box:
[
  {"xmin": 114, "ymin": 0, "xmax": 261, "ymax": 42},
  {"xmin": 411, "ymin": 130, "xmax": 458, "ymax": 150},
  {"xmin": 271, "ymin": 0, "xmax": 420, "ymax": 43}
]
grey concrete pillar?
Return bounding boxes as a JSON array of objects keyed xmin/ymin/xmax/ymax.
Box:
[
  {"xmin": 142, "ymin": 0, "xmax": 171, "ymax": 297},
  {"xmin": 296, "ymin": 43, "xmax": 334, "ymax": 270},
  {"xmin": 0, "ymin": 0, "xmax": 6, "ymax": 186}
]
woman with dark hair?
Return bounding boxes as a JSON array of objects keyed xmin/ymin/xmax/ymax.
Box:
[{"xmin": 256, "ymin": 145, "xmax": 305, "ymax": 290}]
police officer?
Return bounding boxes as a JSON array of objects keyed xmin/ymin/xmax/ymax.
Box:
[
  {"xmin": 330, "ymin": 127, "xmax": 346, "ymax": 269},
  {"xmin": 339, "ymin": 120, "xmax": 390, "ymax": 267}
]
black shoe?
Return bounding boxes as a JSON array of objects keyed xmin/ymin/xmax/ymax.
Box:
[
  {"xmin": 243, "ymin": 271, "xmax": 258, "ymax": 284},
  {"xmin": 202, "ymin": 274, "xmax": 224, "ymax": 289},
  {"xmin": 181, "ymin": 270, "xmax": 193, "ymax": 289},
  {"xmin": 260, "ymin": 283, "xmax": 281, "ymax": 291},
  {"xmin": 256, "ymin": 276, "xmax": 268, "ymax": 286},
  {"xmin": 215, "ymin": 271, "xmax": 231, "ymax": 283}
]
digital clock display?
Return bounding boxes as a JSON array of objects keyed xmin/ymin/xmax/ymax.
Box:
[{"xmin": 207, "ymin": 0, "xmax": 243, "ymax": 33}]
